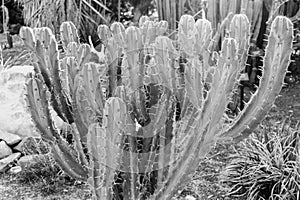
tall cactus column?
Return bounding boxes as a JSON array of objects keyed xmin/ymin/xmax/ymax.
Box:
[{"xmin": 156, "ymin": 0, "xmax": 185, "ymax": 34}]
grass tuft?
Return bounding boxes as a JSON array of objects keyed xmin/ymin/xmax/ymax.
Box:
[
  {"xmin": 220, "ymin": 120, "xmax": 300, "ymax": 200},
  {"xmin": 15, "ymin": 154, "xmax": 67, "ymax": 196}
]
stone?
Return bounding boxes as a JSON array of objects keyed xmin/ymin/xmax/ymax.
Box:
[
  {"xmin": 0, "ymin": 141, "xmax": 12, "ymax": 159},
  {"xmin": 13, "ymin": 137, "xmax": 49, "ymax": 155},
  {"xmin": 0, "ymin": 65, "xmax": 39, "ymax": 138},
  {"xmin": 0, "ymin": 152, "xmax": 21, "ymax": 172},
  {"xmin": 9, "ymin": 166, "xmax": 22, "ymax": 174},
  {"xmin": 185, "ymin": 195, "xmax": 196, "ymax": 200},
  {"xmin": 0, "ymin": 130, "xmax": 22, "ymax": 146}
]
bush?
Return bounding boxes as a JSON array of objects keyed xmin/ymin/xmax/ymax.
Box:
[{"xmin": 220, "ymin": 121, "xmax": 300, "ymax": 200}]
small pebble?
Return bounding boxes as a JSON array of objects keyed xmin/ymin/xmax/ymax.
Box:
[
  {"xmin": 185, "ymin": 195, "xmax": 196, "ymax": 200},
  {"xmin": 9, "ymin": 166, "xmax": 22, "ymax": 174}
]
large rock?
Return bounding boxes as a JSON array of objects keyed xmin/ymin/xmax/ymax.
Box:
[
  {"xmin": 0, "ymin": 152, "xmax": 21, "ymax": 172},
  {"xmin": 0, "ymin": 141, "xmax": 12, "ymax": 159},
  {"xmin": 0, "ymin": 65, "xmax": 39, "ymax": 138},
  {"xmin": 0, "ymin": 130, "xmax": 21, "ymax": 146}
]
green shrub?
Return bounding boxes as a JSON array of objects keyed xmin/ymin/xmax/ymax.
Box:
[{"xmin": 220, "ymin": 121, "xmax": 300, "ymax": 200}]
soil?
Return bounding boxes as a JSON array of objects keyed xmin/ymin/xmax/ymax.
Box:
[{"xmin": 0, "ymin": 35, "xmax": 300, "ymax": 200}]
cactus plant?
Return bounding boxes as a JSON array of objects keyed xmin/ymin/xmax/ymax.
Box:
[{"xmin": 20, "ymin": 13, "xmax": 293, "ymax": 200}]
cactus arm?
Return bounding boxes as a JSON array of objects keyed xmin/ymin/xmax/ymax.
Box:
[
  {"xmin": 87, "ymin": 97, "xmax": 126, "ymax": 199},
  {"xmin": 106, "ymin": 38, "xmax": 121, "ymax": 97},
  {"xmin": 154, "ymin": 36, "xmax": 177, "ymax": 91},
  {"xmin": 1, "ymin": 5, "xmax": 9, "ymax": 33},
  {"xmin": 66, "ymin": 62, "xmax": 101, "ymax": 141},
  {"xmin": 65, "ymin": 42, "xmax": 78, "ymax": 57},
  {"xmin": 178, "ymin": 15, "xmax": 195, "ymax": 56},
  {"xmin": 103, "ymin": 97, "xmax": 127, "ymax": 188},
  {"xmin": 26, "ymin": 75, "xmax": 88, "ymax": 181},
  {"xmin": 86, "ymin": 123, "xmax": 108, "ymax": 199},
  {"xmin": 73, "ymin": 76, "xmax": 93, "ymax": 142},
  {"xmin": 81, "ymin": 62, "xmax": 105, "ymax": 121},
  {"xmin": 156, "ymin": 94, "xmax": 176, "ymax": 189},
  {"xmin": 194, "ymin": 18, "xmax": 213, "ymax": 87},
  {"xmin": 51, "ymin": 140, "xmax": 88, "ymax": 181},
  {"xmin": 207, "ymin": 0, "xmax": 218, "ymax": 32},
  {"xmin": 60, "ymin": 21, "xmax": 80, "ymax": 51},
  {"xmin": 219, "ymin": 0, "xmax": 229, "ymax": 22},
  {"xmin": 97, "ymin": 24, "xmax": 111, "ymax": 47},
  {"xmin": 139, "ymin": 15, "xmax": 150, "ymax": 27},
  {"xmin": 251, "ymin": 0, "xmax": 263, "ymax": 42},
  {"xmin": 194, "ymin": 18, "xmax": 212, "ymax": 56},
  {"xmin": 48, "ymin": 35, "xmax": 74, "ymax": 124},
  {"xmin": 33, "ymin": 40, "xmax": 52, "ymax": 89},
  {"xmin": 76, "ymin": 43, "xmax": 92, "ymax": 68},
  {"xmin": 19, "ymin": 26, "xmax": 36, "ymax": 51},
  {"xmin": 60, "ymin": 56, "xmax": 79, "ymax": 96},
  {"xmin": 59, "ymin": 57, "xmax": 72, "ymax": 100},
  {"xmin": 228, "ymin": 0, "xmax": 239, "ymax": 14},
  {"xmin": 25, "ymin": 75, "xmax": 59, "ymax": 142},
  {"xmin": 155, "ymin": 20, "xmax": 168, "ymax": 36},
  {"xmin": 229, "ymin": 14, "xmax": 251, "ymax": 71},
  {"xmin": 101, "ymin": 23, "xmax": 125, "ymax": 97},
  {"xmin": 209, "ymin": 12, "xmax": 234, "ymax": 52},
  {"xmin": 184, "ymin": 59, "xmax": 203, "ymax": 108},
  {"xmin": 110, "ymin": 22, "xmax": 125, "ymax": 48},
  {"xmin": 124, "ymin": 26, "xmax": 143, "ymax": 93},
  {"xmin": 71, "ymin": 123, "xmax": 89, "ymax": 167},
  {"xmin": 205, "ymin": 38, "xmax": 239, "ymax": 128},
  {"xmin": 220, "ymin": 16, "xmax": 294, "ymax": 142},
  {"xmin": 165, "ymin": 105, "xmax": 197, "ymax": 179},
  {"xmin": 60, "ymin": 57, "xmax": 88, "ymax": 140},
  {"xmin": 141, "ymin": 20, "xmax": 156, "ymax": 45}
]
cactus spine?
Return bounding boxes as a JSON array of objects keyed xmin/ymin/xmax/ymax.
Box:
[{"xmin": 21, "ymin": 13, "xmax": 293, "ymax": 200}]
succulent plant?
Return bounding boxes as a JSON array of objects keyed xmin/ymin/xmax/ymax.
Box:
[{"xmin": 20, "ymin": 13, "xmax": 293, "ymax": 200}]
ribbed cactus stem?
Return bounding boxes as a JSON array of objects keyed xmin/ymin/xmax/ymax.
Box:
[
  {"xmin": 26, "ymin": 75, "xmax": 88, "ymax": 181},
  {"xmin": 51, "ymin": 140, "xmax": 88, "ymax": 181},
  {"xmin": 81, "ymin": 62, "xmax": 105, "ymax": 121},
  {"xmin": 97, "ymin": 24, "xmax": 111, "ymax": 46},
  {"xmin": 20, "ymin": 27, "xmax": 36, "ymax": 50},
  {"xmin": 124, "ymin": 26, "xmax": 143, "ymax": 93},
  {"xmin": 110, "ymin": 22, "xmax": 125, "ymax": 48},
  {"xmin": 1, "ymin": 4, "xmax": 9, "ymax": 33},
  {"xmin": 87, "ymin": 97, "xmax": 126, "ymax": 199},
  {"xmin": 25, "ymin": 75, "xmax": 59, "ymax": 142},
  {"xmin": 220, "ymin": 16, "xmax": 294, "ymax": 142},
  {"xmin": 229, "ymin": 14, "xmax": 250, "ymax": 66},
  {"xmin": 207, "ymin": 0, "xmax": 218, "ymax": 32},
  {"xmin": 140, "ymin": 20, "xmax": 156, "ymax": 45},
  {"xmin": 178, "ymin": 15, "xmax": 195, "ymax": 56},
  {"xmin": 60, "ymin": 21, "xmax": 80, "ymax": 51}
]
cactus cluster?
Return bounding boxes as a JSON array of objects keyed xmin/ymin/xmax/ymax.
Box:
[{"xmin": 20, "ymin": 12, "xmax": 293, "ymax": 200}]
